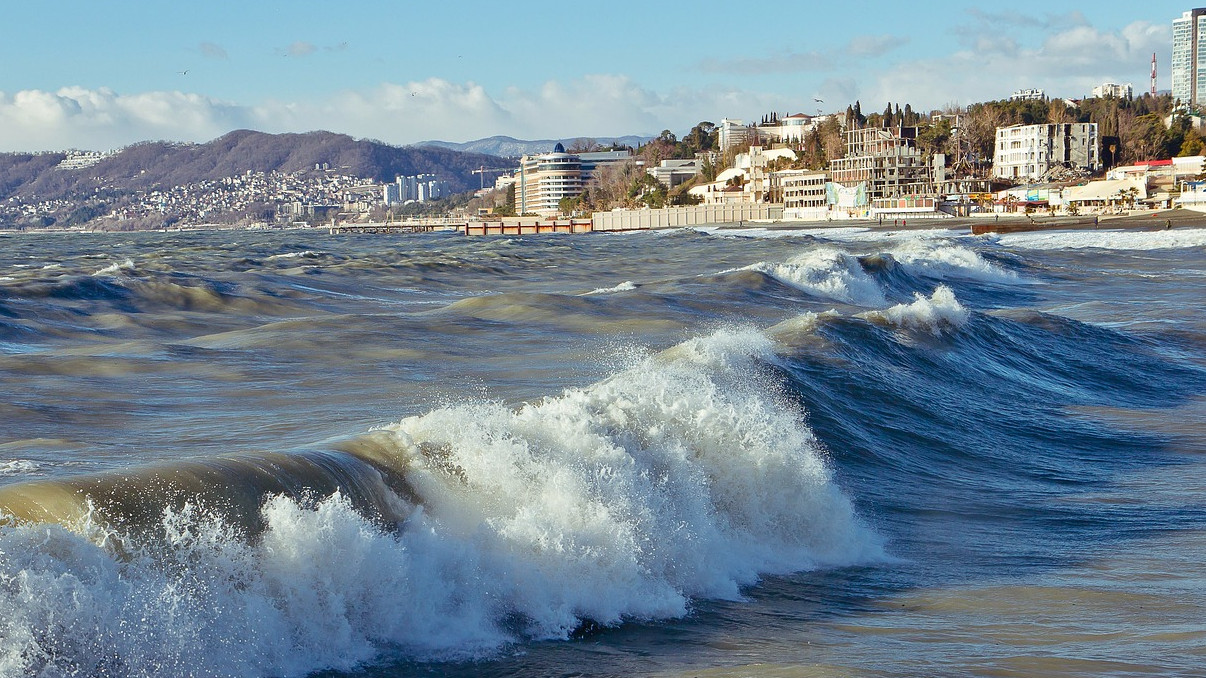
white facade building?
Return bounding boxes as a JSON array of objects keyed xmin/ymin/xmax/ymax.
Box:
[
  {"xmin": 773, "ymin": 169, "xmax": 829, "ymax": 221},
  {"xmin": 514, "ymin": 147, "xmax": 633, "ymax": 215},
  {"xmin": 1091, "ymin": 82, "xmax": 1134, "ymax": 99},
  {"xmin": 718, "ymin": 118, "xmax": 751, "ymax": 153},
  {"xmin": 1173, "ymin": 8, "xmax": 1206, "ymax": 108},
  {"xmin": 993, "ymin": 123, "xmax": 1100, "ymax": 182},
  {"xmin": 1010, "ymin": 88, "xmax": 1046, "ymax": 101}
]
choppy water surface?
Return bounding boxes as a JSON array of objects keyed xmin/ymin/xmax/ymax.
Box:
[{"xmin": 1, "ymin": 225, "xmax": 1205, "ymax": 677}]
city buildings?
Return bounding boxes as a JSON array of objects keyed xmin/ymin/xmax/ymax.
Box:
[
  {"xmin": 384, "ymin": 174, "xmax": 447, "ymax": 205},
  {"xmin": 1172, "ymin": 8, "xmax": 1206, "ymax": 108},
  {"xmin": 992, "ymin": 123, "xmax": 1100, "ymax": 182}
]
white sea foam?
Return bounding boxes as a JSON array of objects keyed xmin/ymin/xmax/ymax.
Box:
[
  {"xmin": 733, "ymin": 248, "xmax": 886, "ymax": 306},
  {"xmin": 0, "ymin": 460, "xmax": 40, "ymax": 477},
  {"xmin": 996, "ymin": 227, "xmax": 1206, "ymax": 251},
  {"xmin": 0, "ymin": 328, "xmax": 881, "ymax": 676},
  {"xmin": 860, "ymin": 285, "xmax": 970, "ymax": 336},
  {"xmin": 266, "ymin": 250, "xmax": 319, "ymax": 261},
  {"xmin": 92, "ymin": 259, "xmax": 135, "ymax": 276},
  {"xmin": 582, "ymin": 281, "xmax": 637, "ymax": 295},
  {"xmin": 889, "ymin": 239, "xmax": 1020, "ymax": 283}
]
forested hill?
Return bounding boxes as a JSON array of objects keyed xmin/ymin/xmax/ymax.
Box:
[{"xmin": 0, "ymin": 130, "xmax": 513, "ymax": 201}]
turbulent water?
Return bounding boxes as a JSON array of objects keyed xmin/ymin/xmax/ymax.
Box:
[{"xmin": 1, "ymin": 224, "xmax": 1205, "ymax": 677}]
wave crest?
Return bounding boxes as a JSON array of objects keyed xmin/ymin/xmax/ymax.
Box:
[{"xmin": 861, "ymin": 285, "xmax": 970, "ymax": 335}]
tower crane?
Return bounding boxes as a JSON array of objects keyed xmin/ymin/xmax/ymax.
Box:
[{"xmin": 471, "ymin": 165, "xmax": 512, "ymax": 191}]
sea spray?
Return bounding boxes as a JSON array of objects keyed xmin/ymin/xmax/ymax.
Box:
[
  {"xmin": 860, "ymin": 285, "xmax": 970, "ymax": 336},
  {"xmin": 0, "ymin": 327, "xmax": 882, "ymax": 677},
  {"xmin": 888, "ymin": 239, "xmax": 1021, "ymax": 283},
  {"xmin": 730, "ymin": 248, "xmax": 886, "ymax": 306}
]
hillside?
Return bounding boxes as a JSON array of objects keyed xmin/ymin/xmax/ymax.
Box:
[
  {"xmin": 419, "ymin": 135, "xmax": 653, "ymax": 158},
  {"xmin": 0, "ymin": 130, "xmax": 514, "ymax": 202}
]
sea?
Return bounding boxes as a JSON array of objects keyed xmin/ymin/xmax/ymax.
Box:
[{"xmin": 0, "ymin": 223, "xmax": 1204, "ymax": 677}]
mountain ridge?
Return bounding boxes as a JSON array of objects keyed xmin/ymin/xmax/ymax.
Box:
[{"xmin": 418, "ymin": 135, "xmax": 653, "ymax": 158}]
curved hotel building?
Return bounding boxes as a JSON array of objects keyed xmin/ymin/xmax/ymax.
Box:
[{"xmin": 515, "ymin": 146, "xmax": 633, "ymax": 215}]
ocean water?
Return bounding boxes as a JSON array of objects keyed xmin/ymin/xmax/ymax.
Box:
[{"xmin": 1, "ymin": 224, "xmax": 1205, "ymax": 677}]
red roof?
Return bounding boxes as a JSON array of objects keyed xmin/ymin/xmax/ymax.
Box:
[{"xmin": 1136, "ymin": 159, "xmax": 1173, "ymax": 167}]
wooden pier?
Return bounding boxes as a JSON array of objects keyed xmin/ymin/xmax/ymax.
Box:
[{"xmin": 328, "ymin": 218, "xmax": 463, "ymax": 234}]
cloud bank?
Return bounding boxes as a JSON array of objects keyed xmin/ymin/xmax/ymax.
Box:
[
  {"xmin": 0, "ymin": 77, "xmax": 786, "ymax": 152},
  {"xmin": 0, "ymin": 17, "xmax": 1174, "ymax": 152}
]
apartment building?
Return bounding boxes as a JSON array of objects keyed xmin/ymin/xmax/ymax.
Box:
[
  {"xmin": 1091, "ymin": 82, "xmax": 1134, "ymax": 99},
  {"xmin": 992, "ymin": 123, "xmax": 1099, "ymax": 182},
  {"xmin": 772, "ymin": 169, "xmax": 828, "ymax": 221},
  {"xmin": 1173, "ymin": 8, "xmax": 1206, "ymax": 108}
]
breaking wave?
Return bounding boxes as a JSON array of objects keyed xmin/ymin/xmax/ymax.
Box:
[{"xmin": 0, "ymin": 328, "xmax": 881, "ymax": 677}]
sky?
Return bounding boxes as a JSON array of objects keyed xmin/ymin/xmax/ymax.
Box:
[{"xmin": 0, "ymin": 1, "xmax": 1190, "ymax": 151}]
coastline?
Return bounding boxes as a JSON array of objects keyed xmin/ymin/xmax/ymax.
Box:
[{"xmin": 723, "ymin": 208, "xmax": 1206, "ymax": 235}]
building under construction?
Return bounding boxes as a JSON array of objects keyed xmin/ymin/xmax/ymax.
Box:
[{"xmin": 828, "ymin": 126, "xmax": 942, "ymax": 202}]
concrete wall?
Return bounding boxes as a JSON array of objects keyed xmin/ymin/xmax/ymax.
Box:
[{"xmin": 591, "ymin": 203, "xmax": 784, "ymax": 231}]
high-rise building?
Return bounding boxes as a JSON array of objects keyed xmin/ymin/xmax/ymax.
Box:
[{"xmin": 1172, "ymin": 8, "xmax": 1206, "ymax": 108}]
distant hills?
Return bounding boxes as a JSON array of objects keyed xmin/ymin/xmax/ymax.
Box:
[
  {"xmin": 418, "ymin": 135, "xmax": 653, "ymax": 158},
  {"xmin": 0, "ymin": 130, "xmax": 516, "ymax": 202}
]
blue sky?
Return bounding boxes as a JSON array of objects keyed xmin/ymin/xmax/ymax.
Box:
[{"xmin": 0, "ymin": 1, "xmax": 1189, "ymax": 151}]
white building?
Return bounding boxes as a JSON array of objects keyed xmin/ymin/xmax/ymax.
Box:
[
  {"xmin": 993, "ymin": 123, "xmax": 1100, "ymax": 182},
  {"xmin": 688, "ymin": 146, "xmax": 796, "ymax": 204},
  {"xmin": 647, "ymin": 158, "xmax": 700, "ymax": 189},
  {"xmin": 514, "ymin": 146, "xmax": 633, "ymax": 215},
  {"xmin": 1091, "ymin": 82, "xmax": 1134, "ymax": 99},
  {"xmin": 387, "ymin": 174, "xmax": 447, "ymax": 204},
  {"xmin": 1173, "ymin": 8, "xmax": 1206, "ymax": 108},
  {"xmin": 773, "ymin": 169, "xmax": 828, "ymax": 221},
  {"xmin": 1010, "ymin": 88, "xmax": 1046, "ymax": 101},
  {"xmin": 718, "ymin": 118, "xmax": 751, "ymax": 154}
]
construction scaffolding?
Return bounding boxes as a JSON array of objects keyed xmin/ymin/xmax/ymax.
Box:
[{"xmin": 829, "ymin": 127, "xmax": 938, "ymax": 200}]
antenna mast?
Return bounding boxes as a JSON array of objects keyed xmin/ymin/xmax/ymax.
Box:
[{"xmin": 1151, "ymin": 52, "xmax": 1158, "ymax": 97}]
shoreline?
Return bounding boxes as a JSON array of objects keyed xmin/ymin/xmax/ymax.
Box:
[{"xmin": 722, "ymin": 208, "xmax": 1206, "ymax": 235}]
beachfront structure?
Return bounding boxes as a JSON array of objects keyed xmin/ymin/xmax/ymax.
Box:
[
  {"xmin": 828, "ymin": 126, "xmax": 939, "ymax": 201},
  {"xmin": 1173, "ymin": 9, "xmax": 1206, "ymax": 108},
  {"xmin": 1092, "ymin": 82, "xmax": 1134, "ymax": 99},
  {"xmin": 992, "ymin": 123, "xmax": 1100, "ymax": 182},
  {"xmin": 772, "ymin": 169, "xmax": 828, "ymax": 221},
  {"xmin": 514, "ymin": 146, "xmax": 632, "ymax": 215},
  {"xmin": 1010, "ymin": 88, "xmax": 1046, "ymax": 101}
]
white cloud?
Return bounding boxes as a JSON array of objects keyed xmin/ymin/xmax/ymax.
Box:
[
  {"xmin": 0, "ymin": 87, "xmax": 255, "ymax": 151},
  {"xmin": 286, "ymin": 41, "xmax": 317, "ymax": 57},
  {"xmin": 865, "ymin": 19, "xmax": 1169, "ymax": 110},
  {"xmin": 0, "ymin": 76, "xmax": 796, "ymax": 152},
  {"xmin": 199, "ymin": 42, "xmax": 228, "ymax": 60}
]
